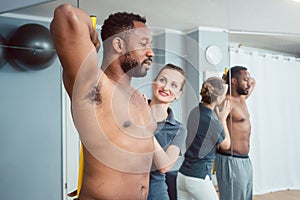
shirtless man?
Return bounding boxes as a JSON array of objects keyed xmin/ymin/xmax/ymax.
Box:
[
  {"xmin": 50, "ymin": 4, "xmax": 156, "ymax": 200},
  {"xmin": 215, "ymin": 66, "xmax": 256, "ymax": 200}
]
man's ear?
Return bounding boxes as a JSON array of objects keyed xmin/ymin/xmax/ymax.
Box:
[
  {"xmin": 112, "ymin": 37, "xmax": 124, "ymax": 54},
  {"xmin": 231, "ymin": 77, "xmax": 237, "ymax": 85}
]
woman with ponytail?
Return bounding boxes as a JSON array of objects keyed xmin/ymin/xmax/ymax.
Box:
[{"xmin": 177, "ymin": 77, "xmax": 231, "ymax": 200}]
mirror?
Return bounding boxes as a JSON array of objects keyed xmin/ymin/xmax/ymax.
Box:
[{"xmin": 227, "ymin": 1, "xmax": 300, "ymax": 199}]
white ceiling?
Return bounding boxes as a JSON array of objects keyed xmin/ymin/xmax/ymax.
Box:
[{"xmin": 2, "ymin": 0, "xmax": 300, "ymax": 56}]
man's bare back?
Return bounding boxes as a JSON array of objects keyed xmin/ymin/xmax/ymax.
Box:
[{"xmin": 50, "ymin": 4, "xmax": 156, "ymax": 199}]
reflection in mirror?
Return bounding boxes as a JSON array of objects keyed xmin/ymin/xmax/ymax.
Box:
[
  {"xmin": 228, "ymin": 33, "xmax": 300, "ymax": 199},
  {"xmin": 215, "ymin": 64, "xmax": 256, "ymax": 200},
  {"xmin": 225, "ymin": 1, "xmax": 300, "ymax": 199}
]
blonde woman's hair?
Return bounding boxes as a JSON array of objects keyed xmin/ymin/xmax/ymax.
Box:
[{"xmin": 200, "ymin": 77, "xmax": 226, "ymax": 104}]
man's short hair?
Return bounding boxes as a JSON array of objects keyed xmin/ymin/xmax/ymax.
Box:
[
  {"xmin": 223, "ymin": 66, "xmax": 248, "ymax": 84},
  {"xmin": 101, "ymin": 12, "xmax": 146, "ymax": 42}
]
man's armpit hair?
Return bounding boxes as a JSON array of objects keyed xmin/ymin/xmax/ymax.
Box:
[{"xmin": 87, "ymin": 84, "xmax": 102, "ymax": 105}]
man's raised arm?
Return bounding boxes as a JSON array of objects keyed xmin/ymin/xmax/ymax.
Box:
[{"xmin": 50, "ymin": 4, "xmax": 100, "ymax": 97}]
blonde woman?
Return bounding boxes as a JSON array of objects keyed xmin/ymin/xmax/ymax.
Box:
[{"xmin": 148, "ymin": 64, "xmax": 187, "ymax": 200}]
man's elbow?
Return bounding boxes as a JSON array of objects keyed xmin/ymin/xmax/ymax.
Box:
[
  {"xmin": 52, "ymin": 4, "xmax": 76, "ymax": 26},
  {"xmin": 54, "ymin": 4, "xmax": 74, "ymax": 17}
]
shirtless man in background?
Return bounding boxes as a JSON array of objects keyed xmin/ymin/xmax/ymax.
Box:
[
  {"xmin": 215, "ymin": 66, "xmax": 256, "ymax": 200},
  {"xmin": 50, "ymin": 4, "xmax": 156, "ymax": 200}
]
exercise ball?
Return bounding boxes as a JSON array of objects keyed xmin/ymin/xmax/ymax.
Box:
[
  {"xmin": 8, "ymin": 23, "xmax": 56, "ymax": 70},
  {"xmin": 0, "ymin": 34, "xmax": 7, "ymax": 67}
]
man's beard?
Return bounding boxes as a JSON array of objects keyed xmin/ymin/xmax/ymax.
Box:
[
  {"xmin": 121, "ymin": 52, "xmax": 147, "ymax": 77},
  {"xmin": 237, "ymin": 87, "xmax": 249, "ymax": 95}
]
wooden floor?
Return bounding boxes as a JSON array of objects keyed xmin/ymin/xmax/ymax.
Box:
[
  {"xmin": 215, "ymin": 186, "xmax": 300, "ymax": 200},
  {"xmin": 253, "ymin": 190, "xmax": 300, "ymax": 200}
]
